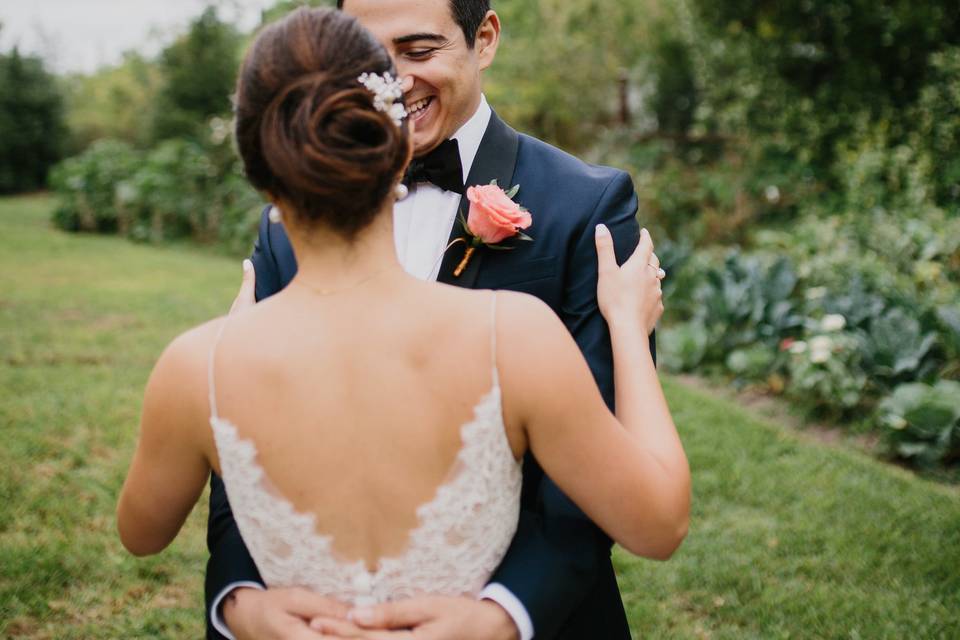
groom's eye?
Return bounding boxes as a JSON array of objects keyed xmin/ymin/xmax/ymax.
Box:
[{"xmin": 404, "ymin": 48, "xmax": 437, "ymax": 60}]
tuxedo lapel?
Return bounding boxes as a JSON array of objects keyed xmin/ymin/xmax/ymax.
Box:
[{"xmin": 437, "ymin": 111, "xmax": 520, "ymax": 288}]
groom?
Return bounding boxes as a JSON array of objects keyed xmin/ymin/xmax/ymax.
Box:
[{"xmin": 208, "ymin": 1, "xmax": 652, "ymax": 638}]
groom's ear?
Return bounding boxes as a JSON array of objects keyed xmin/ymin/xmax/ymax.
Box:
[{"xmin": 475, "ymin": 11, "xmax": 501, "ymax": 71}]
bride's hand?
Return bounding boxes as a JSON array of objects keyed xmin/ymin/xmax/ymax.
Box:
[
  {"xmin": 595, "ymin": 225, "xmax": 664, "ymax": 335},
  {"xmin": 230, "ymin": 259, "xmax": 257, "ymax": 314}
]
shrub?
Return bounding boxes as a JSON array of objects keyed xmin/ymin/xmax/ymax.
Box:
[
  {"xmin": 50, "ymin": 140, "xmax": 142, "ymax": 233},
  {"xmin": 658, "ymin": 220, "xmax": 959, "ymax": 468},
  {"xmin": 51, "ymin": 120, "xmax": 261, "ymax": 254},
  {"xmin": 915, "ymin": 47, "xmax": 960, "ymax": 210}
]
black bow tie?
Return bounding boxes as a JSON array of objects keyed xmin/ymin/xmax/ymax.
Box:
[{"xmin": 403, "ymin": 139, "xmax": 464, "ymax": 195}]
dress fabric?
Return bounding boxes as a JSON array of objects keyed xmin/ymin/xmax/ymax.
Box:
[{"xmin": 206, "ymin": 295, "xmax": 522, "ymax": 607}]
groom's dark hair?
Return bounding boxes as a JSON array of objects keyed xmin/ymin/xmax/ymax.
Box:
[{"xmin": 335, "ymin": 0, "xmax": 492, "ymax": 48}]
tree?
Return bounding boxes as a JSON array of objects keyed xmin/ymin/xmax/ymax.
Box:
[
  {"xmin": 152, "ymin": 7, "xmax": 242, "ymax": 142},
  {"xmin": 0, "ymin": 46, "xmax": 67, "ymax": 193},
  {"xmin": 258, "ymin": 0, "xmax": 335, "ymax": 26},
  {"xmin": 687, "ymin": 0, "xmax": 960, "ymax": 177},
  {"xmin": 63, "ymin": 52, "xmax": 161, "ymax": 154},
  {"xmin": 486, "ymin": 0, "xmax": 663, "ymax": 151}
]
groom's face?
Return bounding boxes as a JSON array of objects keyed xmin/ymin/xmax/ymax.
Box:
[{"xmin": 342, "ymin": 0, "xmax": 495, "ymax": 156}]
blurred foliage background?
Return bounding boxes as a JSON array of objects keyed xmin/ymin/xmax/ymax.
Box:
[{"xmin": 2, "ymin": 0, "xmax": 959, "ymax": 471}]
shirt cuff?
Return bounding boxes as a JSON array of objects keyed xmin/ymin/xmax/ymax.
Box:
[
  {"xmin": 210, "ymin": 581, "xmax": 266, "ymax": 640},
  {"xmin": 479, "ymin": 582, "xmax": 535, "ymax": 640}
]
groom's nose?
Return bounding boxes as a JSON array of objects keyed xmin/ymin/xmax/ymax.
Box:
[{"xmin": 399, "ymin": 74, "xmax": 415, "ymax": 95}]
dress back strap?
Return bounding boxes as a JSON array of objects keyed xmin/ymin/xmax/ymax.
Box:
[
  {"xmin": 490, "ymin": 292, "xmax": 499, "ymax": 384},
  {"xmin": 207, "ymin": 316, "xmax": 231, "ymax": 420}
]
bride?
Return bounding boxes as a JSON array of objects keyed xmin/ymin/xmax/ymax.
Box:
[{"xmin": 117, "ymin": 5, "xmax": 689, "ymax": 628}]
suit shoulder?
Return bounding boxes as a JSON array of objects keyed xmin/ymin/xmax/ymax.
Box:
[{"xmin": 516, "ymin": 133, "xmax": 632, "ymax": 191}]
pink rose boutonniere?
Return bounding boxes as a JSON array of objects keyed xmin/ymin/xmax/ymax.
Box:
[{"xmin": 451, "ymin": 181, "xmax": 533, "ymax": 277}]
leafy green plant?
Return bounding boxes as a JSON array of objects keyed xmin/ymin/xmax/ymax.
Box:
[
  {"xmin": 725, "ymin": 343, "xmax": 778, "ymax": 381},
  {"xmin": 858, "ymin": 308, "xmax": 938, "ymax": 386},
  {"xmin": 935, "ymin": 305, "xmax": 960, "ymax": 377},
  {"xmin": 693, "ymin": 250, "xmax": 804, "ymax": 360},
  {"xmin": 660, "ymin": 322, "xmax": 709, "ymax": 372},
  {"xmin": 878, "ymin": 381, "xmax": 960, "ymax": 467},
  {"xmin": 808, "ymin": 277, "xmax": 886, "ymax": 332},
  {"xmin": 786, "ymin": 332, "xmax": 867, "ymax": 417}
]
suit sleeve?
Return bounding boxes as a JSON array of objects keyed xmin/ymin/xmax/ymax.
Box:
[
  {"xmin": 204, "ymin": 206, "xmax": 279, "ymax": 639},
  {"xmin": 490, "ymin": 171, "xmax": 649, "ymax": 639}
]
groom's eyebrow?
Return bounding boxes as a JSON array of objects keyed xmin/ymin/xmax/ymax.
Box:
[{"xmin": 393, "ymin": 33, "xmax": 449, "ymax": 45}]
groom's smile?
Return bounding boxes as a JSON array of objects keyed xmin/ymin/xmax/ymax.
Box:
[
  {"xmin": 341, "ymin": 0, "xmax": 499, "ymax": 157},
  {"xmin": 407, "ymin": 96, "xmax": 435, "ymax": 123}
]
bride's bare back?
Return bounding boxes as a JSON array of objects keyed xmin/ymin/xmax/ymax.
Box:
[{"xmin": 206, "ymin": 277, "xmax": 517, "ymax": 570}]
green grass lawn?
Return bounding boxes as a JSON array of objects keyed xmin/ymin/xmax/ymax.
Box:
[{"xmin": 2, "ymin": 194, "xmax": 958, "ymax": 639}]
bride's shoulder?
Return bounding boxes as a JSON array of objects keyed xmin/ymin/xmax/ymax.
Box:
[
  {"xmin": 148, "ymin": 316, "xmax": 229, "ymax": 389},
  {"xmin": 430, "ymin": 285, "xmax": 557, "ymax": 328},
  {"xmin": 493, "ymin": 290, "xmax": 565, "ymax": 337},
  {"xmin": 495, "ymin": 290, "xmax": 553, "ymax": 318},
  {"xmin": 491, "ymin": 291, "xmax": 583, "ymax": 375}
]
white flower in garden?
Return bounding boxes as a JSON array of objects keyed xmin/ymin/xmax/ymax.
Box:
[
  {"xmin": 209, "ymin": 116, "xmax": 230, "ymax": 145},
  {"xmin": 790, "ymin": 340, "xmax": 808, "ymax": 354},
  {"xmin": 805, "ymin": 287, "xmax": 828, "ymax": 300},
  {"xmin": 821, "ymin": 314, "xmax": 846, "ymax": 332},
  {"xmin": 810, "ymin": 349, "xmax": 831, "ymax": 364},
  {"xmin": 765, "ymin": 185, "xmax": 781, "ymax": 204},
  {"xmin": 809, "ymin": 335, "xmax": 833, "ymax": 363},
  {"xmin": 115, "ymin": 182, "xmax": 137, "ymax": 205}
]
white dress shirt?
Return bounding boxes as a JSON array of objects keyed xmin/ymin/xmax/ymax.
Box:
[
  {"xmin": 212, "ymin": 95, "xmax": 535, "ymax": 640},
  {"xmin": 393, "ymin": 94, "xmax": 490, "ymax": 281}
]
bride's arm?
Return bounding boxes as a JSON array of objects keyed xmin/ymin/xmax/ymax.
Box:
[
  {"xmin": 500, "ymin": 229, "xmax": 689, "ymax": 559},
  {"xmin": 117, "ymin": 326, "xmax": 214, "ymax": 556}
]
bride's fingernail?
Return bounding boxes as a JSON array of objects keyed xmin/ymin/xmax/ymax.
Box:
[
  {"xmin": 595, "ymin": 224, "xmax": 609, "ymax": 237},
  {"xmin": 349, "ymin": 608, "xmax": 374, "ymax": 625},
  {"xmin": 242, "ymin": 259, "xmax": 252, "ymax": 273}
]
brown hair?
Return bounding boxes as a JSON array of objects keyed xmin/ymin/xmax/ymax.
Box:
[{"xmin": 234, "ymin": 7, "xmax": 409, "ymax": 239}]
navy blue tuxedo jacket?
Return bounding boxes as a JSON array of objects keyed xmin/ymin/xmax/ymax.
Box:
[{"xmin": 205, "ymin": 112, "xmax": 646, "ymax": 640}]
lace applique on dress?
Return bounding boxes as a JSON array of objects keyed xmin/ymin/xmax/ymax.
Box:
[{"xmin": 208, "ymin": 294, "xmax": 521, "ymax": 605}]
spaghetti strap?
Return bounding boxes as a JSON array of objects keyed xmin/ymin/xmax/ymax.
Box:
[
  {"xmin": 207, "ymin": 316, "xmax": 231, "ymax": 420},
  {"xmin": 490, "ymin": 292, "xmax": 499, "ymax": 385}
]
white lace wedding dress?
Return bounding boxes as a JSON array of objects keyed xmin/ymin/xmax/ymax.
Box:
[{"xmin": 206, "ymin": 295, "xmax": 522, "ymax": 606}]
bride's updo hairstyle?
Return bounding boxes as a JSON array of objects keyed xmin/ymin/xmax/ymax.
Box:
[{"xmin": 234, "ymin": 8, "xmax": 409, "ymax": 239}]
